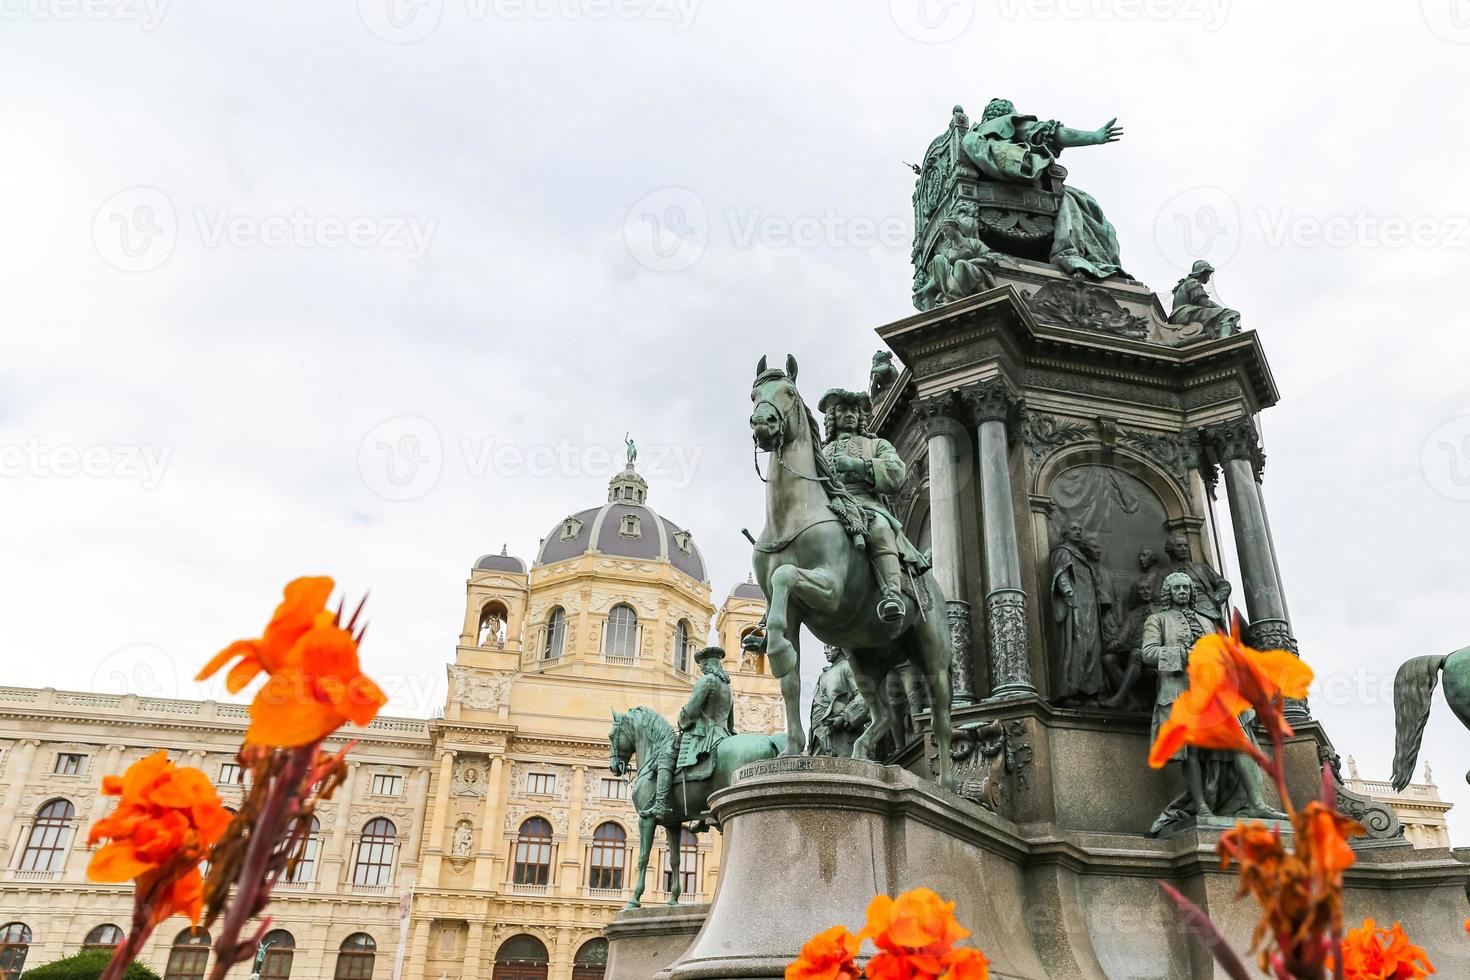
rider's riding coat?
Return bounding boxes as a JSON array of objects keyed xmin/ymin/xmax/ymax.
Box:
[
  {"xmin": 821, "ymin": 430, "xmax": 931, "ymax": 574},
  {"xmin": 676, "ymin": 668, "xmax": 735, "ymax": 771}
]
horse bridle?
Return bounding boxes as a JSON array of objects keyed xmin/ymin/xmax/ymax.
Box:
[{"xmin": 750, "ymin": 381, "xmax": 831, "ymax": 488}]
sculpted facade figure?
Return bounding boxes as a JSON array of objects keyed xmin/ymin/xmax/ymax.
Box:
[
  {"xmin": 960, "ymin": 98, "xmax": 1127, "ymax": 279},
  {"xmin": 1102, "ymin": 579, "xmax": 1156, "ymax": 711},
  {"xmin": 816, "ymin": 388, "xmax": 932, "ymax": 624},
  {"xmin": 647, "ymin": 645, "xmax": 735, "ymax": 821},
  {"xmin": 915, "ymin": 217, "xmax": 999, "ymax": 310},
  {"xmin": 451, "ymin": 821, "xmax": 473, "ymax": 857},
  {"xmin": 1169, "ymin": 259, "xmax": 1241, "ymax": 339},
  {"xmin": 1158, "ymin": 531, "xmax": 1232, "ymax": 629},
  {"xmin": 868, "ymin": 350, "xmax": 899, "ymax": 400},
  {"xmin": 808, "ymin": 645, "xmax": 870, "ymax": 758},
  {"xmin": 1145, "ymin": 573, "xmax": 1285, "ymax": 836},
  {"xmin": 1049, "ymin": 520, "xmax": 1106, "ymax": 707}
]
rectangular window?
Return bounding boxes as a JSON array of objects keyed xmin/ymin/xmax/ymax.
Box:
[
  {"xmin": 54, "ymin": 753, "xmax": 86, "ymax": 776},
  {"xmin": 527, "ymin": 772, "xmax": 555, "ymax": 795},
  {"xmin": 219, "ymin": 762, "xmax": 242, "ymax": 785},
  {"xmin": 371, "ymin": 773, "xmax": 403, "ymax": 796},
  {"xmin": 599, "ymin": 778, "xmax": 628, "ymax": 800}
]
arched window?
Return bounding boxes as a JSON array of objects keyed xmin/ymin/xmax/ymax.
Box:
[
  {"xmin": 334, "ymin": 934, "xmax": 375, "ymax": 980},
  {"xmin": 0, "ymin": 924, "xmax": 31, "ymax": 980},
  {"xmin": 351, "ymin": 818, "xmax": 396, "ymax": 887},
  {"xmin": 20, "ymin": 799, "xmax": 74, "ymax": 872},
  {"xmin": 603, "ymin": 604, "xmax": 638, "ymax": 663},
  {"xmin": 542, "ymin": 607, "xmax": 566, "ymax": 661},
  {"xmin": 587, "ymin": 822, "xmax": 626, "ymax": 891},
  {"xmin": 282, "ymin": 816, "xmax": 321, "ymax": 883},
  {"xmin": 494, "ymin": 935, "xmax": 548, "ymax": 979},
  {"xmin": 572, "ymin": 938, "xmax": 608, "ymax": 980},
  {"xmin": 163, "ymin": 928, "xmax": 210, "ymax": 980},
  {"xmin": 513, "ymin": 817, "xmax": 553, "ymax": 886},
  {"xmin": 82, "ymin": 924, "xmax": 123, "ymax": 949},
  {"xmin": 662, "ymin": 828, "xmax": 699, "ymax": 895},
  {"xmin": 673, "ymin": 620, "xmax": 691, "ymax": 672},
  {"xmin": 260, "ymin": 930, "xmax": 295, "ymax": 980}
]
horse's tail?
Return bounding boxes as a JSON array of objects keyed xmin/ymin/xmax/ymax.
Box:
[{"xmin": 1391, "ymin": 654, "xmax": 1447, "ymax": 791}]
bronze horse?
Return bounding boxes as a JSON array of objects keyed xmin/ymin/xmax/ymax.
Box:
[
  {"xmin": 746, "ymin": 355, "xmax": 956, "ymax": 789},
  {"xmin": 1391, "ymin": 646, "xmax": 1470, "ymax": 791}
]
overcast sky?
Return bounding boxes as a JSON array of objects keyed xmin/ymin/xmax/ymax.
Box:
[{"xmin": 4, "ymin": 1, "xmax": 1469, "ymax": 841}]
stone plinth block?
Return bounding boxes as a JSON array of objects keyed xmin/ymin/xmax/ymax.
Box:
[
  {"xmin": 605, "ymin": 903, "xmax": 709, "ymax": 980},
  {"xmin": 662, "ymin": 755, "xmax": 1469, "ymax": 980}
]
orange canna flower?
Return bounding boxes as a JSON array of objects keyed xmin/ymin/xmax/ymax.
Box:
[
  {"xmin": 87, "ymin": 751, "xmax": 232, "ymax": 925},
  {"xmin": 245, "ymin": 612, "xmax": 386, "ymax": 747},
  {"xmin": 197, "ymin": 577, "xmax": 335, "ymax": 693},
  {"xmin": 861, "ymin": 888, "xmax": 970, "ymax": 955},
  {"xmin": 1339, "ymin": 918, "xmax": 1433, "ymax": 979},
  {"xmin": 938, "ymin": 947, "xmax": 990, "ymax": 980},
  {"xmin": 1189, "ymin": 622, "xmax": 1313, "ymax": 744},
  {"xmin": 786, "ymin": 925, "xmax": 861, "ymax": 980},
  {"xmin": 1299, "ymin": 800, "xmax": 1359, "ymax": 886}
]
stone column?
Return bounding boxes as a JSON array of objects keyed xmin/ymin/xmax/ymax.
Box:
[
  {"xmin": 0, "ymin": 739, "xmax": 41, "ymax": 859},
  {"xmin": 421, "ymin": 749, "xmax": 455, "ymax": 882},
  {"xmin": 462, "ymin": 921, "xmax": 485, "ymax": 978},
  {"xmin": 474, "ymin": 754, "xmax": 506, "ymax": 890},
  {"xmin": 914, "ymin": 393, "xmax": 975, "ymax": 706},
  {"xmin": 403, "ymin": 917, "xmax": 430, "ymax": 980},
  {"xmin": 401, "ymin": 766, "xmax": 432, "ymax": 868},
  {"xmin": 1203, "ymin": 417, "xmax": 1308, "ymax": 722},
  {"xmin": 65, "ymin": 743, "xmax": 124, "ymax": 878},
  {"xmin": 962, "ymin": 382, "xmax": 1035, "ymax": 700},
  {"xmin": 324, "ymin": 760, "xmax": 359, "ymax": 888}
]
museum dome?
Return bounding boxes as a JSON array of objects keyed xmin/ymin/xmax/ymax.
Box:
[
  {"xmin": 474, "ymin": 545, "xmax": 526, "ymax": 574},
  {"xmin": 534, "ymin": 463, "xmax": 707, "ymax": 582}
]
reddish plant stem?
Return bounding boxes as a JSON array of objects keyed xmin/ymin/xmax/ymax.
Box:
[
  {"xmin": 206, "ymin": 745, "xmax": 314, "ymax": 980},
  {"xmin": 99, "ymin": 888, "xmax": 157, "ymax": 980}
]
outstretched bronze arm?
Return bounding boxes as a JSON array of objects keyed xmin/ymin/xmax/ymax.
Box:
[{"xmin": 1053, "ymin": 118, "xmax": 1124, "ymax": 149}]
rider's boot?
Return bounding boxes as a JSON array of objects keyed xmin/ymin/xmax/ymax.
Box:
[
  {"xmin": 873, "ymin": 550, "xmax": 907, "ymax": 623},
  {"xmin": 646, "ymin": 763, "xmax": 673, "ymax": 820}
]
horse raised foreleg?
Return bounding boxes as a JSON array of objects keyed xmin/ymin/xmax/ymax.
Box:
[
  {"xmin": 765, "ymin": 563, "xmax": 839, "ymax": 754},
  {"xmin": 625, "ymin": 815, "xmax": 656, "ymax": 910},
  {"xmin": 664, "ymin": 823, "xmax": 683, "ymax": 906}
]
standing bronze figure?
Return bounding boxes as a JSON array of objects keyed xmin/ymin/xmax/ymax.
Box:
[{"xmin": 745, "ymin": 355, "xmax": 956, "ymax": 789}]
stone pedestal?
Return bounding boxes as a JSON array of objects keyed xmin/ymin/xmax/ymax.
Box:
[
  {"xmin": 660, "ymin": 756, "xmax": 1469, "ymax": 980},
  {"xmin": 604, "ymin": 903, "xmax": 709, "ymax": 980}
]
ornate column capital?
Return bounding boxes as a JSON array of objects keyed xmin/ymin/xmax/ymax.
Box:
[
  {"xmin": 959, "ymin": 380, "xmax": 1023, "ymax": 430},
  {"xmin": 910, "ymin": 391, "xmax": 964, "ymax": 432},
  {"xmin": 1201, "ymin": 417, "xmax": 1266, "ymax": 481}
]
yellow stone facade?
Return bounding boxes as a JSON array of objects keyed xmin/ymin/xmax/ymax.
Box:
[{"xmin": 0, "ymin": 466, "xmax": 778, "ymax": 980}]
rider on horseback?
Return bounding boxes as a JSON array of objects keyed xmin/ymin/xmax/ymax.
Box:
[
  {"xmin": 816, "ymin": 388, "xmax": 931, "ymax": 624},
  {"xmin": 646, "ymin": 646, "xmax": 735, "ymax": 821}
]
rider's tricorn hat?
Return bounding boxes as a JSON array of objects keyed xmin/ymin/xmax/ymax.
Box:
[
  {"xmin": 693, "ymin": 645, "xmax": 726, "ymax": 664},
  {"xmin": 816, "ymin": 388, "xmax": 872, "ymax": 414}
]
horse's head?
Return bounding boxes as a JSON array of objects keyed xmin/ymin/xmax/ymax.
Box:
[
  {"xmin": 750, "ymin": 354, "xmax": 801, "ymax": 452},
  {"xmin": 608, "ymin": 709, "xmax": 634, "ymax": 776}
]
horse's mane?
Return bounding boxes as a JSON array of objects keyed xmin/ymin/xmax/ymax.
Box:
[
  {"xmin": 797, "ymin": 397, "xmax": 869, "ymax": 539},
  {"xmin": 624, "ymin": 705, "xmax": 675, "ymax": 748}
]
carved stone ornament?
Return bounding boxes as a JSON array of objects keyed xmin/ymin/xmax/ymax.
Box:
[
  {"xmin": 1201, "ymin": 417, "xmax": 1266, "ymax": 481},
  {"xmin": 960, "ymin": 380, "xmax": 1021, "ymax": 427},
  {"xmin": 1118, "ymin": 428, "xmax": 1197, "ymax": 491},
  {"xmin": 935, "ymin": 718, "xmax": 1033, "ymax": 814},
  {"xmin": 1023, "ymin": 278, "xmax": 1148, "ymax": 339},
  {"xmin": 1021, "ymin": 412, "xmax": 1090, "ymax": 469}
]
